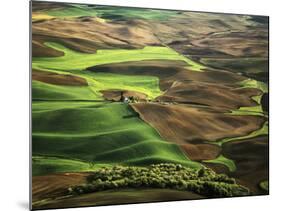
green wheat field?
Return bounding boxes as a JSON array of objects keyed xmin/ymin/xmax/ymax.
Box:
[{"xmin": 31, "ymin": 1, "xmax": 269, "ymax": 209}]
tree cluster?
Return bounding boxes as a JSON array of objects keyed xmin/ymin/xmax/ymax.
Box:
[{"xmin": 68, "ymin": 163, "xmax": 249, "ymax": 197}]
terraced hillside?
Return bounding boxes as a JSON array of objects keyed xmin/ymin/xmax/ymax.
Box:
[{"xmin": 31, "ymin": 1, "xmax": 269, "ymax": 210}]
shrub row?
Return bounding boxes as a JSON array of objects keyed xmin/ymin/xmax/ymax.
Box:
[{"xmin": 68, "ymin": 163, "xmax": 249, "ymax": 197}]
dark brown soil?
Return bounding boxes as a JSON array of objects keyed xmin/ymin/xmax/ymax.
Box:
[
  {"xmin": 33, "ymin": 187, "xmax": 203, "ymax": 210},
  {"xmin": 32, "ymin": 18, "xmax": 161, "ymax": 57},
  {"xmin": 222, "ymin": 135, "xmax": 269, "ymax": 194},
  {"xmin": 32, "ymin": 69, "xmax": 88, "ymax": 86},
  {"xmin": 31, "ymin": 1, "xmax": 269, "ymax": 197},
  {"xmin": 132, "ymin": 103, "xmax": 265, "ymax": 143},
  {"xmin": 181, "ymin": 143, "xmax": 221, "ymax": 161},
  {"xmin": 88, "ymin": 60, "xmax": 260, "ymax": 109},
  {"xmin": 32, "ymin": 173, "xmax": 203, "ymax": 210},
  {"xmin": 32, "ymin": 173, "xmax": 89, "ymax": 203}
]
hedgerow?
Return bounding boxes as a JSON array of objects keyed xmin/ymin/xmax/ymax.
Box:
[{"xmin": 68, "ymin": 163, "xmax": 249, "ymax": 197}]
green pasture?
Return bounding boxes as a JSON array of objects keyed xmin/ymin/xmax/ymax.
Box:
[
  {"xmin": 46, "ymin": 5, "xmax": 99, "ymax": 18},
  {"xmin": 32, "ymin": 42, "xmax": 205, "ymax": 72},
  {"xmin": 32, "ymin": 41, "xmax": 204, "ymax": 101},
  {"xmin": 32, "ymin": 80, "xmax": 100, "ymax": 101},
  {"xmin": 32, "ymin": 101, "xmax": 108, "ymax": 112},
  {"xmin": 32, "ymin": 71, "xmax": 162, "ymax": 100},
  {"xmin": 32, "ymin": 156, "xmax": 104, "ymax": 176},
  {"xmin": 203, "ymin": 154, "xmax": 236, "ymax": 172},
  {"xmin": 45, "ymin": 4, "xmax": 180, "ymax": 21},
  {"xmin": 229, "ymin": 78, "xmax": 268, "ymax": 117},
  {"xmin": 31, "ymin": 40, "xmax": 205, "ymax": 176},
  {"xmin": 238, "ymin": 78, "xmax": 268, "ymax": 93},
  {"xmin": 230, "ymin": 105, "xmax": 265, "ymax": 116},
  {"xmin": 83, "ymin": 72, "xmax": 162, "ymax": 99},
  {"xmin": 32, "ymin": 102, "xmax": 201, "ymax": 175}
]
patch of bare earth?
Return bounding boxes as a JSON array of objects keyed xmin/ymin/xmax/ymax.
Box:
[
  {"xmin": 89, "ymin": 60, "xmax": 260, "ymax": 109},
  {"xmin": 132, "ymin": 103, "xmax": 264, "ymax": 144},
  {"xmin": 35, "ymin": 189, "xmax": 203, "ymax": 210},
  {"xmin": 222, "ymin": 135, "xmax": 269, "ymax": 194},
  {"xmin": 31, "ymin": 2, "xmax": 268, "ymax": 196},
  {"xmin": 90, "ymin": 60, "xmax": 266, "ymax": 168},
  {"xmin": 32, "ymin": 173, "xmax": 89, "ymax": 203},
  {"xmin": 32, "ymin": 173, "xmax": 203, "ymax": 210},
  {"xmin": 32, "ymin": 69, "xmax": 88, "ymax": 86},
  {"xmin": 32, "ymin": 18, "xmax": 161, "ymax": 57}
]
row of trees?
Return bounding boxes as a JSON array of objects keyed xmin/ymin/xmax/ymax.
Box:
[{"xmin": 68, "ymin": 163, "xmax": 249, "ymax": 197}]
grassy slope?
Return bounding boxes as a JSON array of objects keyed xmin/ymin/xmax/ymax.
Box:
[
  {"xmin": 45, "ymin": 4, "xmax": 179, "ymax": 21},
  {"xmin": 224, "ymin": 78, "xmax": 268, "ymax": 116},
  {"xmin": 203, "ymin": 155, "xmax": 236, "ymax": 172},
  {"xmin": 222, "ymin": 79, "xmax": 268, "ymax": 144},
  {"xmin": 230, "ymin": 105, "xmax": 265, "ymax": 116},
  {"xmin": 32, "ymin": 80, "xmax": 100, "ymax": 100},
  {"xmin": 32, "ymin": 72, "xmax": 162, "ymax": 100},
  {"xmin": 32, "ymin": 102, "xmax": 201, "ymax": 175},
  {"xmin": 83, "ymin": 72, "xmax": 162, "ymax": 99},
  {"xmin": 233, "ymin": 78, "xmax": 268, "ymax": 112},
  {"xmin": 32, "ymin": 101, "xmax": 108, "ymax": 111},
  {"xmin": 33, "ymin": 156, "xmax": 96, "ymax": 176},
  {"xmin": 239, "ymin": 78, "xmax": 268, "ymax": 93},
  {"xmin": 32, "ymin": 41, "xmax": 204, "ymax": 100},
  {"xmin": 31, "ymin": 39, "xmax": 205, "ymax": 176},
  {"xmin": 32, "ymin": 42, "xmax": 205, "ymax": 72}
]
